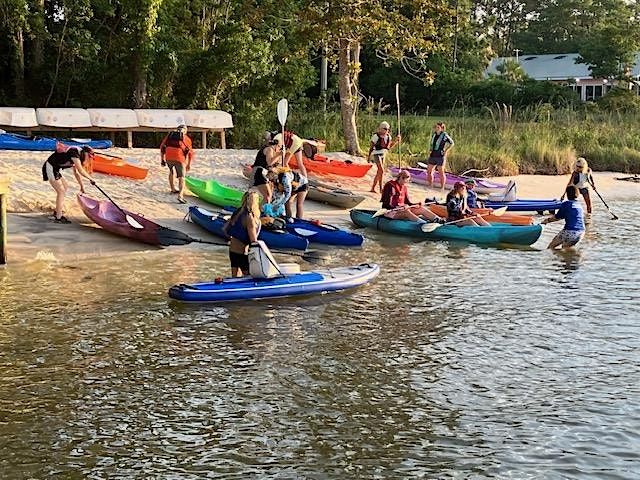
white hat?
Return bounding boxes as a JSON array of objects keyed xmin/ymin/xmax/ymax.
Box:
[
  {"xmin": 575, "ymin": 157, "xmax": 586, "ymax": 167},
  {"xmin": 379, "ymin": 121, "xmax": 390, "ymax": 130}
]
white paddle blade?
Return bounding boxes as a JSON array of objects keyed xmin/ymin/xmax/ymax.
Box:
[
  {"xmin": 420, "ymin": 222, "xmax": 441, "ymax": 233},
  {"xmin": 416, "ymin": 162, "xmax": 429, "ymax": 170},
  {"xmin": 372, "ymin": 209, "xmax": 388, "ymax": 218},
  {"xmin": 126, "ymin": 215, "xmax": 145, "ymax": 230},
  {"xmin": 293, "ymin": 227, "xmax": 318, "ymax": 237},
  {"xmin": 277, "ymin": 99, "xmax": 288, "ymax": 127},
  {"xmin": 491, "ymin": 206, "xmax": 509, "ymax": 217}
]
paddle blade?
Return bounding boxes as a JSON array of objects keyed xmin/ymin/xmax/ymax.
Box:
[
  {"xmin": 491, "ymin": 206, "xmax": 509, "ymax": 217},
  {"xmin": 417, "ymin": 162, "xmax": 429, "ymax": 169},
  {"xmin": 293, "ymin": 227, "xmax": 318, "ymax": 237},
  {"xmin": 372, "ymin": 209, "xmax": 388, "ymax": 218},
  {"xmin": 420, "ymin": 222, "xmax": 441, "ymax": 233},
  {"xmin": 126, "ymin": 214, "xmax": 145, "ymax": 230},
  {"xmin": 156, "ymin": 227, "xmax": 195, "ymax": 246},
  {"xmin": 277, "ymin": 99, "xmax": 288, "ymax": 127}
]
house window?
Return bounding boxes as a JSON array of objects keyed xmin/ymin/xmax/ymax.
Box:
[
  {"xmin": 574, "ymin": 85, "xmax": 583, "ymax": 100},
  {"xmin": 594, "ymin": 85, "xmax": 603, "ymax": 99},
  {"xmin": 586, "ymin": 85, "xmax": 595, "ymax": 101}
]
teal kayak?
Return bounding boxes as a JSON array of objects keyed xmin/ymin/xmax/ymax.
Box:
[{"xmin": 350, "ymin": 209, "xmax": 543, "ymax": 246}]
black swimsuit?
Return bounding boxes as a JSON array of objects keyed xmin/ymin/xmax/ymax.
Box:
[{"xmin": 42, "ymin": 150, "xmax": 81, "ymax": 181}]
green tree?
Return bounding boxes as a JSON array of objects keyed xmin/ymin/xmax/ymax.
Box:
[{"xmin": 495, "ymin": 58, "xmax": 527, "ymax": 83}]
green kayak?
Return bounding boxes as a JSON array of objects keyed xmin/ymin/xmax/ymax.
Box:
[{"xmin": 185, "ymin": 177, "xmax": 243, "ymax": 208}]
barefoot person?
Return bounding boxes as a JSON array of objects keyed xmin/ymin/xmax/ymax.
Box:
[
  {"xmin": 160, "ymin": 124, "xmax": 193, "ymax": 204},
  {"xmin": 426, "ymin": 122, "xmax": 454, "ymax": 190},
  {"xmin": 565, "ymin": 157, "xmax": 594, "ymax": 214},
  {"xmin": 42, "ymin": 145, "xmax": 96, "ymax": 223},
  {"xmin": 223, "ymin": 191, "xmax": 262, "ymax": 277},
  {"xmin": 367, "ymin": 121, "xmax": 401, "ymax": 193},
  {"xmin": 446, "ymin": 181, "xmax": 489, "ymax": 226},
  {"xmin": 542, "ymin": 186, "xmax": 586, "ymax": 249},
  {"xmin": 381, "ymin": 169, "xmax": 443, "ymax": 223}
]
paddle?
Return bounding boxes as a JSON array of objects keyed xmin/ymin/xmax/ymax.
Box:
[
  {"xmin": 418, "ymin": 206, "xmax": 509, "ymax": 233},
  {"xmin": 589, "ymin": 179, "xmax": 618, "ymax": 220},
  {"xmin": 92, "ymin": 183, "xmax": 145, "ymax": 229},
  {"xmin": 395, "ymin": 83, "xmax": 401, "ymax": 168},
  {"xmin": 461, "ymin": 167, "xmax": 490, "ymax": 176},
  {"xmin": 277, "ymin": 98, "xmax": 288, "ymax": 167},
  {"xmin": 372, "ymin": 201, "xmax": 437, "ymax": 218}
]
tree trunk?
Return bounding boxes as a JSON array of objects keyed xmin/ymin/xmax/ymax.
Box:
[
  {"xmin": 32, "ymin": 0, "xmax": 45, "ymax": 72},
  {"xmin": 13, "ymin": 27, "xmax": 25, "ymax": 99},
  {"xmin": 132, "ymin": 51, "xmax": 148, "ymax": 108},
  {"xmin": 337, "ymin": 38, "xmax": 362, "ymax": 155}
]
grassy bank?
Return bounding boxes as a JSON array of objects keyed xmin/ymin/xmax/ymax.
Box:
[{"xmin": 255, "ymin": 109, "xmax": 640, "ymax": 176}]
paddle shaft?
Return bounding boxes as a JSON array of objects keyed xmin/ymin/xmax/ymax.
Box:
[
  {"xmin": 444, "ymin": 207, "xmax": 507, "ymax": 225},
  {"xmin": 92, "ymin": 183, "xmax": 134, "ymax": 221},
  {"xmin": 395, "ymin": 83, "xmax": 401, "ymax": 168}
]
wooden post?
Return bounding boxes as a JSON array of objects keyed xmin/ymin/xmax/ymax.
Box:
[
  {"xmin": 0, "ymin": 177, "xmax": 8, "ymax": 265},
  {"xmin": 110, "ymin": 131, "xmax": 116, "ymax": 145},
  {"xmin": 127, "ymin": 130, "xmax": 133, "ymax": 148},
  {"xmin": 202, "ymin": 130, "xmax": 207, "ymax": 149},
  {"xmin": 220, "ymin": 129, "xmax": 226, "ymax": 149}
]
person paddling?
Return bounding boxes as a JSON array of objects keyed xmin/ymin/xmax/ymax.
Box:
[
  {"xmin": 565, "ymin": 157, "xmax": 594, "ymax": 215},
  {"xmin": 542, "ymin": 186, "xmax": 585, "ymax": 249},
  {"xmin": 367, "ymin": 121, "xmax": 401, "ymax": 193},
  {"xmin": 42, "ymin": 145, "xmax": 96, "ymax": 223},
  {"xmin": 426, "ymin": 122, "xmax": 454, "ymax": 190},
  {"xmin": 223, "ymin": 191, "xmax": 262, "ymax": 277},
  {"xmin": 446, "ymin": 181, "xmax": 489, "ymax": 226},
  {"xmin": 160, "ymin": 124, "xmax": 193, "ymax": 204},
  {"xmin": 381, "ymin": 169, "xmax": 444, "ymax": 223},
  {"xmin": 251, "ymin": 132, "xmax": 284, "ymax": 203}
]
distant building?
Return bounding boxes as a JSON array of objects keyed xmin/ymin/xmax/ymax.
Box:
[{"xmin": 485, "ymin": 53, "xmax": 640, "ymax": 102}]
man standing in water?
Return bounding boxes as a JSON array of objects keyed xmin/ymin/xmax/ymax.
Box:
[{"xmin": 542, "ymin": 186, "xmax": 586, "ymax": 249}]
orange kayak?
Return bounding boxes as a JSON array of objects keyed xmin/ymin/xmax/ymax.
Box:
[
  {"xmin": 429, "ymin": 204, "xmax": 534, "ymax": 225},
  {"xmin": 91, "ymin": 153, "xmax": 148, "ymax": 180},
  {"xmin": 289, "ymin": 154, "xmax": 372, "ymax": 178}
]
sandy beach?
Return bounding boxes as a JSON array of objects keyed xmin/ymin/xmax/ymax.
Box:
[{"xmin": 1, "ymin": 147, "xmax": 639, "ymax": 263}]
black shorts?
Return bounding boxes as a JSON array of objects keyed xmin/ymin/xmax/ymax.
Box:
[
  {"xmin": 579, "ymin": 187, "xmax": 589, "ymax": 195},
  {"xmin": 229, "ymin": 250, "xmax": 249, "ymax": 274},
  {"xmin": 42, "ymin": 161, "xmax": 62, "ymax": 181},
  {"xmin": 427, "ymin": 156, "xmax": 445, "ymax": 166},
  {"xmin": 293, "ymin": 183, "xmax": 309, "ymax": 194},
  {"xmin": 253, "ymin": 167, "xmax": 268, "ymax": 186},
  {"xmin": 167, "ymin": 160, "xmax": 184, "ymax": 178}
]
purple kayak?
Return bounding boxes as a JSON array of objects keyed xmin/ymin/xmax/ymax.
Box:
[{"xmin": 388, "ymin": 167, "xmax": 506, "ymax": 194}]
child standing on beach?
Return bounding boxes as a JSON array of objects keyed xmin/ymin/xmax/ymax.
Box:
[{"xmin": 368, "ymin": 121, "xmax": 401, "ymax": 193}]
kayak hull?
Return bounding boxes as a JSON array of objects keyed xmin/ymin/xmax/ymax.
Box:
[
  {"xmin": 350, "ymin": 209, "xmax": 542, "ymax": 246},
  {"xmin": 189, "ymin": 206, "xmax": 309, "ymax": 251},
  {"xmin": 91, "ymin": 154, "xmax": 148, "ymax": 180},
  {"xmin": 284, "ymin": 218, "xmax": 364, "ymax": 246},
  {"xmin": 388, "ymin": 166, "xmax": 506, "ymax": 194},
  {"xmin": 429, "ymin": 204, "xmax": 534, "ymax": 226},
  {"xmin": 484, "ymin": 199, "xmax": 562, "ymax": 212},
  {"xmin": 290, "ymin": 154, "xmax": 372, "ymax": 178},
  {"xmin": 77, "ymin": 194, "xmax": 161, "ymax": 245},
  {"xmin": 168, "ymin": 263, "xmax": 380, "ymax": 303},
  {"xmin": 185, "ymin": 177, "xmax": 243, "ymax": 208},
  {"xmin": 0, "ymin": 133, "xmax": 112, "ymax": 151}
]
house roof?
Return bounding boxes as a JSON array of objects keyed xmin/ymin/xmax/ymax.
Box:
[{"xmin": 485, "ymin": 53, "xmax": 640, "ymax": 81}]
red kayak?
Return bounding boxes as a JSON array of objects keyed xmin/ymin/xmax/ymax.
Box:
[
  {"xmin": 77, "ymin": 194, "xmax": 192, "ymax": 246},
  {"xmin": 289, "ymin": 154, "xmax": 372, "ymax": 178}
]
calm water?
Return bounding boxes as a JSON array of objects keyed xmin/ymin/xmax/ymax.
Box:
[{"xmin": 1, "ymin": 204, "xmax": 639, "ymax": 479}]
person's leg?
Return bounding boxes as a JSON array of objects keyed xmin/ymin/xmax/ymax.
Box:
[
  {"xmin": 168, "ymin": 164, "xmax": 177, "ymax": 193},
  {"xmin": 561, "ymin": 230, "xmax": 585, "ymax": 249},
  {"xmin": 256, "ymin": 184, "xmax": 271, "ymax": 204},
  {"xmin": 396, "ymin": 209, "xmax": 423, "ymax": 222},
  {"xmin": 175, "ymin": 163, "xmax": 186, "ymax": 202},
  {"xmin": 295, "ymin": 190, "xmax": 307, "ymax": 218},
  {"xmin": 370, "ymin": 161, "xmax": 382, "ymax": 192},
  {"xmin": 437, "ymin": 162, "xmax": 446, "ymax": 190},
  {"xmin": 410, "ymin": 205, "xmax": 440, "ymax": 221},
  {"xmin": 583, "ymin": 190, "xmax": 592, "ymax": 214},
  {"xmin": 426, "ymin": 163, "xmax": 435, "ymax": 186},
  {"xmin": 49, "ymin": 178, "xmax": 66, "ymax": 219},
  {"xmin": 473, "ymin": 216, "xmax": 491, "ymax": 226},
  {"xmin": 285, "ymin": 197, "xmax": 293, "ymax": 218},
  {"xmin": 547, "ymin": 230, "xmax": 564, "ymax": 249}
]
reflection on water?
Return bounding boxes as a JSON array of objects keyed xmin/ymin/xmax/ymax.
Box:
[{"xmin": 1, "ymin": 205, "xmax": 639, "ymax": 478}]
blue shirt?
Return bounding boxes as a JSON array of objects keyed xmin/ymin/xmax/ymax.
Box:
[
  {"xmin": 555, "ymin": 200, "xmax": 585, "ymax": 231},
  {"xmin": 466, "ymin": 189, "xmax": 478, "ymax": 208}
]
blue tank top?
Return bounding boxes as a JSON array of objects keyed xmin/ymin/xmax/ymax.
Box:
[{"xmin": 226, "ymin": 211, "xmax": 261, "ymax": 244}]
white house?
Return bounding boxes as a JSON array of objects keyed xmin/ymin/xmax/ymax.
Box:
[{"xmin": 485, "ymin": 53, "xmax": 640, "ymax": 102}]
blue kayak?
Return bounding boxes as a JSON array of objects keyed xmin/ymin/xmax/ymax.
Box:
[
  {"xmin": 484, "ymin": 199, "xmax": 562, "ymax": 213},
  {"xmin": 350, "ymin": 209, "xmax": 543, "ymax": 246},
  {"xmin": 168, "ymin": 263, "xmax": 380, "ymax": 302},
  {"xmin": 189, "ymin": 206, "xmax": 309, "ymax": 251},
  {"xmin": 0, "ymin": 132, "xmax": 112, "ymax": 151}
]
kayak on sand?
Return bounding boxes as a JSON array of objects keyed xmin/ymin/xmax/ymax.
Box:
[
  {"xmin": 289, "ymin": 154, "xmax": 372, "ymax": 178},
  {"xmin": 0, "ymin": 132, "xmax": 112, "ymax": 151},
  {"xmin": 168, "ymin": 263, "xmax": 380, "ymax": 303},
  {"xmin": 185, "ymin": 177, "xmax": 243, "ymax": 208},
  {"xmin": 388, "ymin": 166, "xmax": 506, "ymax": 194},
  {"xmin": 91, "ymin": 153, "xmax": 148, "ymax": 180},
  {"xmin": 350, "ymin": 209, "xmax": 543, "ymax": 246}
]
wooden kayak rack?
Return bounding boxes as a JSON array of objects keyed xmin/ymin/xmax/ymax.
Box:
[{"xmin": 0, "ymin": 177, "xmax": 8, "ymax": 265}]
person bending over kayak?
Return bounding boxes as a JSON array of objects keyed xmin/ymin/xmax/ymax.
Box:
[
  {"xmin": 565, "ymin": 157, "xmax": 594, "ymax": 214},
  {"xmin": 42, "ymin": 145, "xmax": 95, "ymax": 223},
  {"xmin": 381, "ymin": 170, "xmax": 444, "ymax": 223},
  {"xmin": 272, "ymin": 130, "xmax": 308, "ymax": 178},
  {"xmin": 266, "ymin": 166, "xmax": 309, "ymax": 219},
  {"xmin": 251, "ymin": 132, "xmax": 284, "ymax": 203},
  {"xmin": 160, "ymin": 124, "xmax": 194, "ymax": 204},
  {"xmin": 446, "ymin": 181, "xmax": 489, "ymax": 226},
  {"xmin": 464, "ymin": 178, "xmax": 484, "ymax": 208},
  {"xmin": 368, "ymin": 121, "xmax": 401, "ymax": 193},
  {"xmin": 223, "ymin": 191, "xmax": 262, "ymax": 277},
  {"xmin": 542, "ymin": 186, "xmax": 585, "ymax": 249},
  {"xmin": 426, "ymin": 122, "xmax": 454, "ymax": 191}
]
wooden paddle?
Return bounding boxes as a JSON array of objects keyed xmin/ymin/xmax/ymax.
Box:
[
  {"xmin": 277, "ymin": 98, "xmax": 288, "ymax": 167},
  {"xmin": 92, "ymin": 183, "xmax": 145, "ymax": 229}
]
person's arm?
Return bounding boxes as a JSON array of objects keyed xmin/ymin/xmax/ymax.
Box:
[
  {"xmin": 271, "ymin": 176, "xmax": 292, "ymax": 210},
  {"xmin": 245, "ymin": 215, "xmax": 259, "ymax": 243},
  {"xmin": 389, "ymin": 134, "xmax": 401, "ymax": 150},
  {"xmin": 159, "ymin": 135, "xmax": 168, "ymax": 165},
  {"xmin": 380, "ymin": 182, "xmax": 392, "ymax": 208},
  {"xmin": 72, "ymin": 158, "xmax": 94, "ymax": 193},
  {"xmin": 294, "ymin": 150, "xmax": 308, "ymax": 177},
  {"xmin": 443, "ymin": 134, "xmax": 454, "ymax": 155},
  {"xmin": 185, "ymin": 137, "xmax": 193, "ymax": 171},
  {"xmin": 588, "ymin": 168, "xmax": 595, "ymax": 188},
  {"xmin": 265, "ymin": 146, "xmax": 277, "ymax": 167},
  {"xmin": 542, "ymin": 204, "xmax": 565, "ymax": 224}
]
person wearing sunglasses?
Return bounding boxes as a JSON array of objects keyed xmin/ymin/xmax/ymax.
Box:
[
  {"xmin": 380, "ymin": 169, "xmax": 444, "ymax": 223},
  {"xmin": 368, "ymin": 121, "xmax": 401, "ymax": 193}
]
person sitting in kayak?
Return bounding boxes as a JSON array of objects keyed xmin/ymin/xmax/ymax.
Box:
[
  {"xmin": 251, "ymin": 132, "xmax": 284, "ymax": 203},
  {"xmin": 266, "ymin": 166, "xmax": 309, "ymax": 219},
  {"xmin": 446, "ymin": 181, "xmax": 489, "ymax": 226},
  {"xmin": 272, "ymin": 130, "xmax": 309, "ymax": 178},
  {"xmin": 381, "ymin": 170, "xmax": 443, "ymax": 223},
  {"xmin": 223, "ymin": 191, "xmax": 262, "ymax": 277},
  {"xmin": 464, "ymin": 178, "xmax": 484, "ymax": 208},
  {"xmin": 565, "ymin": 157, "xmax": 594, "ymax": 214},
  {"xmin": 160, "ymin": 125, "xmax": 193, "ymax": 204},
  {"xmin": 542, "ymin": 186, "xmax": 585, "ymax": 249},
  {"xmin": 42, "ymin": 145, "xmax": 95, "ymax": 223},
  {"xmin": 367, "ymin": 121, "xmax": 401, "ymax": 193}
]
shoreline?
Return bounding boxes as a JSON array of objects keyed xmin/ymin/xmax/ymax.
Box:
[{"xmin": 2, "ymin": 148, "xmax": 639, "ymax": 264}]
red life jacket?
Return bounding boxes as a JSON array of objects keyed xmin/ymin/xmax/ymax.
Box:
[
  {"xmin": 381, "ymin": 180, "xmax": 407, "ymax": 209},
  {"xmin": 374, "ymin": 133, "xmax": 391, "ymax": 151}
]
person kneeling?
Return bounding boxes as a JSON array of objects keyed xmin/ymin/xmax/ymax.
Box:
[
  {"xmin": 446, "ymin": 181, "xmax": 489, "ymax": 226},
  {"xmin": 381, "ymin": 170, "xmax": 444, "ymax": 223},
  {"xmin": 542, "ymin": 186, "xmax": 586, "ymax": 249},
  {"xmin": 223, "ymin": 191, "xmax": 262, "ymax": 277}
]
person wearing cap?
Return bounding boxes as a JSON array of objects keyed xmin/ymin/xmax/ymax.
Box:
[
  {"xmin": 426, "ymin": 122, "xmax": 454, "ymax": 190},
  {"xmin": 271, "ymin": 130, "xmax": 308, "ymax": 178},
  {"xmin": 542, "ymin": 186, "xmax": 586, "ymax": 248},
  {"xmin": 367, "ymin": 121, "xmax": 401, "ymax": 193},
  {"xmin": 446, "ymin": 181, "xmax": 489, "ymax": 226},
  {"xmin": 160, "ymin": 124, "xmax": 194, "ymax": 203},
  {"xmin": 42, "ymin": 145, "xmax": 96, "ymax": 223},
  {"xmin": 565, "ymin": 157, "xmax": 594, "ymax": 214},
  {"xmin": 464, "ymin": 178, "xmax": 483, "ymax": 209},
  {"xmin": 380, "ymin": 169, "xmax": 444, "ymax": 223},
  {"xmin": 251, "ymin": 132, "xmax": 284, "ymax": 204}
]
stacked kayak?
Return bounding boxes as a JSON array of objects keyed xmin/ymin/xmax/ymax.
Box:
[
  {"xmin": 185, "ymin": 177, "xmax": 242, "ymax": 208},
  {"xmin": 483, "ymin": 199, "xmax": 562, "ymax": 213},
  {"xmin": 0, "ymin": 132, "xmax": 112, "ymax": 151},
  {"xmin": 242, "ymin": 164, "xmax": 365, "ymax": 209},
  {"xmin": 290, "ymin": 154, "xmax": 372, "ymax": 178},
  {"xmin": 189, "ymin": 206, "xmax": 309, "ymax": 251},
  {"xmin": 91, "ymin": 153, "xmax": 148, "ymax": 180},
  {"xmin": 388, "ymin": 166, "xmax": 506, "ymax": 194},
  {"xmin": 350, "ymin": 209, "xmax": 543, "ymax": 246},
  {"xmin": 168, "ymin": 263, "xmax": 380, "ymax": 303},
  {"xmin": 429, "ymin": 204, "xmax": 534, "ymax": 226}
]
